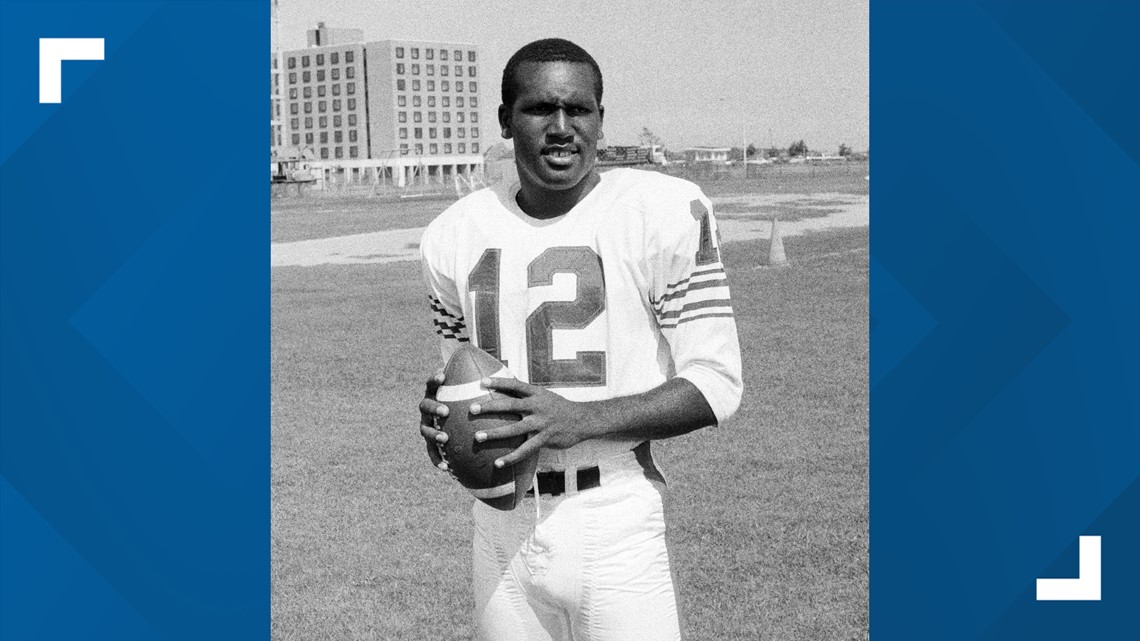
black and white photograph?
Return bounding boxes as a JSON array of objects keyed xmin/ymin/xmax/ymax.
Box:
[{"xmin": 271, "ymin": 2, "xmax": 868, "ymax": 639}]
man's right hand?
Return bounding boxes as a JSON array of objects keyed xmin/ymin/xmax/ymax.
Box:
[{"xmin": 419, "ymin": 369, "xmax": 451, "ymax": 471}]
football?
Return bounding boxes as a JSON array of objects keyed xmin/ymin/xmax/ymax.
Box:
[{"xmin": 435, "ymin": 345, "xmax": 536, "ymax": 510}]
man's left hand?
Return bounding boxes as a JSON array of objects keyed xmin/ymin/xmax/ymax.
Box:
[{"xmin": 468, "ymin": 377, "xmax": 596, "ymax": 468}]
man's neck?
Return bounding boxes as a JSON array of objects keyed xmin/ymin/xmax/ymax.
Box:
[{"xmin": 516, "ymin": 171, "xmax": 601, "ymax": 220}]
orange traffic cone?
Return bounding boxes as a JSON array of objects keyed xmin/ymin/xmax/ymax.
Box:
[{"xmin": 768, "ymin": 216, "xmax": 789, "ymax": 267}]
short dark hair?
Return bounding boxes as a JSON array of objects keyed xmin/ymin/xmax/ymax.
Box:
[{"xmin": 500, "ymin": 38, "xmax": 603, "ymax": 109}]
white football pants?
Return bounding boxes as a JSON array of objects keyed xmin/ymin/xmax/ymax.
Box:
[{"xmin": 471, "ymin": 450, "xmax": 682, "ymax": 641}]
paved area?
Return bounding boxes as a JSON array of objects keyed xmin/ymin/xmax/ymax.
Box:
[{"xmin": 270, "ymin": 193, "xmax": 868, "ymax": 268}]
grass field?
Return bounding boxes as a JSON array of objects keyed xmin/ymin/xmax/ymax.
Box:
[{"xmin": 271, "ymin": 165, "xmax": 868, "ymax": 640}]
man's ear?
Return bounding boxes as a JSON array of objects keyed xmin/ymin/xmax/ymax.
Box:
[
  {"xmin": 598, "ymin": 105, "xmax": 605, "ymax": 140},
  {"xmin": 498, "ymin": 105, "xmax": 512, "ymax": 139}
]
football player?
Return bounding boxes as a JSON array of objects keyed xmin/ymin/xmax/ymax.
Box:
[{"xmin": 418, "ymin": 38, "xmax": 743, "ymax": 641}]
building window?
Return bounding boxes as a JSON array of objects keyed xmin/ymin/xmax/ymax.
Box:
[
  {"xmin": 332, "ymin": 84, "xmax": 340, "ymax": 96},
  {"xmin": 320, "ymin": 147, "xmax": 328, "ymax": 159},
  {"xmin": 458, "ymin": 142, "xmax": 465, "ymax": 153},
  {"xmin": 430, "ymin": 143, "xmax": 438, "ymax": 154},
  {"xmin": 302, "ymin": 71, "xmax": 311, "ymax": 83},
  {"xmin": 472, "ymin": 142, "xmax": 479, "ymax": 153},
  {"xmin": 350, "ymin": 146, "xmax": 359, "ymax": 158},
  {"xmin": 472, "ymin": 127, "xmax": 479, "ymax": 138},
  {"xmin": 441, "ymin": 65, "xmax": 449, "ymax": 77},
  {"xmin": 317, "ymin": 85, "xmax": 326, "ymax": 97},
  {"xmin": 455, "ymin": 65, "xmax": 462, "ymax": 77},
  {"xmin": 302, "ymin": 55, "xmax": 310, "ymax": 67},
  {"xmin": 458, "ymin": 127, "xmax": 465, "ymax": 138},
  {"xmin": 346, "ymin": 66, "xmax": 355, "ymax": 79},
  {"xmin": 426, "ymin": 48, "xmax": 434, "ymax": 60},
  {"xmin": 345, "ymin": 50, "xmax": 354, "ymax": 63},
  {"xmin": 349, "ymin": 130, "xmax": 357, "ymax": 142},
  {"xmin": 331, "ymin": 52, "xmax": 339, "ymax": 64},
  {"xmin": 444, "ymin": 143, "xmax": 452, "ymax": 153},
  {"xmin": 413, "ymin": 112, "xmax": 422, "ymax": 123},
  {"xmin": 442, "ymin": 112, "xmax": 451, "ymax": 123},
  {"xmin": 427, "ymin": 64, "xmax": 434, "ymax": 76},
  {"xmin": 348, "ymin": 114, "xmax": 357, "ymax": 126},
  {"xmin": 427, "ymin": 81, "xmax": 435, "ymax": 92},
  {"xmin": 428, "ymin": 111, "xmax": 437, "ymax": 123},
  {"xmin": 316, "ymin": 54, "xmax": 324, "ymax": 65},
  {"xmin": 412, "ymin": 79, "xmax": 421, "ymax": 91},
  {"xmin": 303, "ymin": 86, "xmax": 312, "ymax": 98},
  {"xmin": 397, "ymin": 95, "xmax": 406, "ymax": 107},
  {"xmin": 289, "ymin": 72, "xmax": 297, "ymax": 84},
  {"xmin": 442, "ymin": 81, "xmax": 450, "ymax": 92},
  {"xmin": 332, "ymin": 68, "xmax": 340, "ymax": 80},
  {"xmin": 304, "ymin": 117, "xmax": 312, "ymax": 128},
  {"xmin": 288, "ymin": 56, "xmax": 296, "ymax": 69},
  {"xmin": 399, "ymin": 112, "xmax": 406, "ymax": 123},
  {"xmin": 397, "ymin": 63, "xmax": 405, "ymax": 74},
  {"xmin": 400, "ymin": 144, "xmax": 409, "ymax": 154},
  {"xmin": 443, "ymin": 127, "xmax": 451, "ymax": 138},
  {"xmin": 317, "ymin": 69, "xmax": 325, "ymax": 82},
  {"xmin": 335, "ymin": 147, "xmax": 343, "ymax": 159},
  {"xmin": 346, "ymin": 82, "xmax": 355, "ymax": 95},
  {"xmin": 318, "ymin": 116, "xmax": 327, "ymax": 128},
  {"xmin": 333, "ymin": 99, "xmax": 341, "ymax": 111},
  {"xmin": 396, "ymin": 47, "xmax": 404, "ymax": 58},
  {"xmin": 412, "ymin": 95, "xmax": 421, "ymax": 107},
  {"xmin": 411, "ymin": 47, "xmax": 419, "ymax": 59},
  {"xmin": 469, "ymin": 66, "xmax": 476, "ymax": 77},
  {"xmin": 470, "ymin": 112, "xmax": 478, "ymax": 123},
  {"xmin": 347, "ymin": 98, "xmax": 356, "ymax": 110},
  {"xmin": 443, "ymin": 96, "xmax": 450, "ymax": 108},
  {"xmin": 292, "ymin": 133, "xmax": 300, "ymax": 145},
  {"xmin": 290, "ymin": 117, "xmax": 299, "ymax": 129},
  {"xmin": 399, "ymin": 128, "xmax": 407, "ymax": 139},
  {"xmin": 305, "ymin": 133, "xmax": 314, "ymax": 144},
  {"xmin": 334, "ymin": 130, "xmax": 342, "ymax": 143},
  {"xmin": 318, "ymin": 101, "xmax": 327, "ymax": 113},
  {"xmin": 428, "ymin": 96, "xmax": 436, "ymax": 108},
  {"xmin": 457, "ymin": 112, "xmax": 465, "ymax": 123},
  {"xmin": 429, "ymin": 128, "xmax": 437, "ymax": 139},
  {"xmin": 290, "ymin": 103, "xmax": 299, "ymax": 115},
  {"xmin": 397, "ymin": 79, "xmax": 406, "ymax": 91},
  {"xmin": 334, "ymin": 115, "xmax": 342, "ymax": 127},
  {"xmin": 320, "ymin": 132, "xmax": 328, "ymax": 144},
  {"xmin": 456, "ymin": 97, "xmax": 464, "ymax": 108},
  {"xmin": 456, "ymin": 82, "xmax": 463, "ymax": 93},
  {"xmin": 470, "ymin": 97, "xmax": 478, "ymax": 107},
  {"xmin": 454, "ymin": 49, "xmax": 462, "ymax": 61},
  {"xmin": 414, "ymin": 128, "xmax": 422, "ymax": 139},
  {"xmin": 412, "ymin": 64, "xmax": 420, "ymax": 75},
  {"xmin": 441, "ymin": 49, "xmax": 448, "ymax": 61},
  {"xmin": 304, "ymin": 102, "xmax": 312, "ymax": 114},
  {"xmin": 415, "ymin": 143, "xmax": 423, "ymax": 154},
  {"xmin": 469, "ymin": 82, "xmax": 476, "ymax": 92}
]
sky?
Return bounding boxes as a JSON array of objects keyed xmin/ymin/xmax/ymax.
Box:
[{"xmin": 275, "ymin": 0, "xmax": 868, "ymax": 153}]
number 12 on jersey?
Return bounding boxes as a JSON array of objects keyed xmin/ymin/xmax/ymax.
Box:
[{"xmin": 468, "ymin": 246, "xmax": 607, "ymax": 387}]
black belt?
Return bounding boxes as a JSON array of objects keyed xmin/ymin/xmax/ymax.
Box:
[{"xmin": 526, "ymin": 466, "xmax": 601, "ymax": 497}]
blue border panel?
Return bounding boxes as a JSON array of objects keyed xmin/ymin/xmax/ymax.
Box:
[
  {"xmin": 0, "ymin": 1, "xmax": 268, "ymax": 639},
  {"xmin": 872, "ymin": 1, "xmax": 1138, "ymax": 640}
]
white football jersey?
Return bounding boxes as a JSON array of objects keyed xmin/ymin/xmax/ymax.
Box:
[{"xmin": 421, "ymin": 168, "xmax": 742, "ymax": 467}]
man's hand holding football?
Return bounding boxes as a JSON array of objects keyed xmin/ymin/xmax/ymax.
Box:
[
  {"xmin": 418, "ymin": 370, "xmax": 451, "ymax": 471},
  {"xmin": 468, "ymin": 377, "xmax": 594, "ymax": 467}
]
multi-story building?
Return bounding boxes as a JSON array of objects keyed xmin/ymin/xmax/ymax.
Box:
[{"xmin": 273, "ymin": 27, "xmax": 484, "ymax": 188}]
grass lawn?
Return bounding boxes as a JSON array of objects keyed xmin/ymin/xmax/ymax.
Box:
[{"xmin": 271, "ymin": 202, "xmax": 868, "ymax": 640}]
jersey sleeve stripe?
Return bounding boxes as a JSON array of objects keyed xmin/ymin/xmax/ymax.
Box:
[
  {"xmin": 655, "ymin": 297, "xmax": 734, "ymax": 320},
  {"xmin": 661, "ymin": 265, "xmax": 726, "ymax": 296},
  {"xmin": 658, "ymin": 311, "xmax": 736, "ymax": 329},
  {"xmin": 655, "ymin": 276, "xmax": 728, "ymax": 303}
]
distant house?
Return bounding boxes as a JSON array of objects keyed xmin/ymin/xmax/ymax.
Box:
[{"xmin": 684, "ymin": 147, "xmax": 731, "ymax": 164}]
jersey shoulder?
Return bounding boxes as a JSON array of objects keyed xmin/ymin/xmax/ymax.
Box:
[
  {"xmin": 600, "ymin": 168, "xmax": 709, "ymax": 221},
  {"xmin": 421, "ymin": 183, "xmax": 511, "ymax": 255}
]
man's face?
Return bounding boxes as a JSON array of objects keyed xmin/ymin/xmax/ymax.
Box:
[{"xmin": 499, "ymin": 61, "xmax": 604, "ymax": 194}]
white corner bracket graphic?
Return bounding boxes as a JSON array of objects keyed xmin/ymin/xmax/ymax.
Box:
[
  {"xmin": 39, "ymin": 38, "xmax": 105, "ymax": 104},
  {"xmin": 1036, "ymin": 535, "xmax": 1101, "ymax": 601}
]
